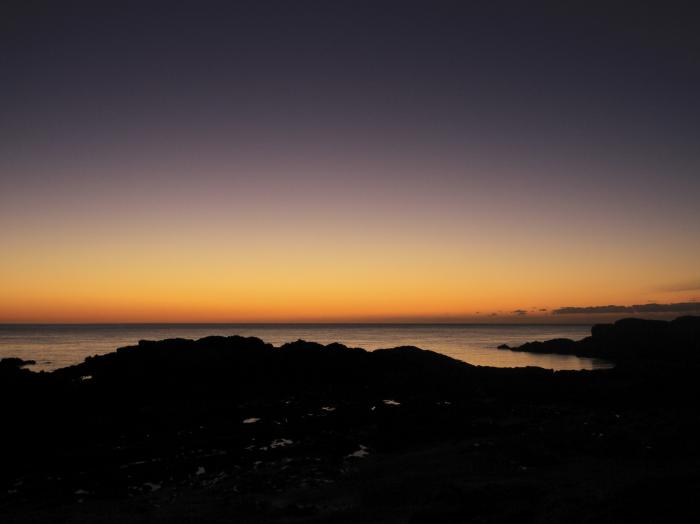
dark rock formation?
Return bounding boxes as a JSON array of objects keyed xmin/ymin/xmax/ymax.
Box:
[
  {"xmin": 502, "ymin": 316, "xmax": 700, "ymax": 365},
  {"xmin": 0, "ymin": 357, "xmax": 36, "ymax": 369},
  {"xmin": 2, "ymin": 318, "xmax": 700, "ymax": 523},
  {"xmin": 50, "ymin": 337, "xmax": 478, "ymax": 400},
  {"xmin": 505, "ymin": 337, "xmax": 580, "ymax": 355}
]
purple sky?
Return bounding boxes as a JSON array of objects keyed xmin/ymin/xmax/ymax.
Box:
[{"xmin": 2, "ymin": 2, "xmax": 699, "ymax": 322}]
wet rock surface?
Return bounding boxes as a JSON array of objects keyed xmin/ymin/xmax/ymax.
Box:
[{"xmin": 1, "ymin": 319, "xmax": 700, "ymax": 522}]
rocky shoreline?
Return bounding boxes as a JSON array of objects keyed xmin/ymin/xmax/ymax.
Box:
[
  {"xmin": 1, "ymin": 317, "xmax": 699, "ymax": 522},
  {"xmin": 497, "ymin": 316, "xmax": 700, "ymax": 364}
]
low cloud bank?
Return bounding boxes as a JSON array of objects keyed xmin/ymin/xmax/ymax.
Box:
[
  {"xmin": 553, "ymin": 302, "xmax": 700, "ymax": 315},
  {"xmin": 656, "ymin": 280, "xmax": 700, "ymax": 293}
]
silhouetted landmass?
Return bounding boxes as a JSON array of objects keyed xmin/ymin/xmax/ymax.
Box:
[
  {"xmin": 1, "ymin": 317, "xmax": 700, "ymax": 522},
  {"xmin": 502, "ymin": 316, "xmax": 700, "ymax": 366}
]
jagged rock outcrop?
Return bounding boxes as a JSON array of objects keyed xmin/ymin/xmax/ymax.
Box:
[{"xmin": 49, "ymin": 337, "xmax": 478, "ymax": 400}]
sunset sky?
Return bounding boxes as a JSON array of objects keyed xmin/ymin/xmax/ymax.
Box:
[{"xmin": 2, "ymin": 2, "xmax": 699, "ymax": 323}]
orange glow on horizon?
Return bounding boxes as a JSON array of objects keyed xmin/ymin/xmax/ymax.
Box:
[{"xmin": 2, "ymin": 214, "xmax": 697, "ymax": 323}]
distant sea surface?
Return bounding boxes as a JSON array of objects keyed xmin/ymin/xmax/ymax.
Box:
[{"xmin": 0, "ymin": 324, "xmax": 613, "ymax": 371}]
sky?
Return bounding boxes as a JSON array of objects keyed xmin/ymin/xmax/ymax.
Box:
[{"xmin": 1, "ymin": 1, "xmax": 699, "ymax": 323}]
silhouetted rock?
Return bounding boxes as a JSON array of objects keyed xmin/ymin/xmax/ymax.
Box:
[
  {"xmin": 507, "ymin": 337, "xmax": 579, "ymax": 354},
  {"xmin": 502, "ymin": 316, "xmax": 700, "ymax": 365},
  {"xmin": 2, "ymin": 318, "xmax": 700, "ymax": 523},
  {"xmin": 0, "ymin": 357, "xmax": 36, "ymax": 369},
  {"xmin": 52, "ymin": 337, "xmax": 477, "ymax": 401},
  {"xmin": 0, "ymin": 357, "xmax": 37, "ymax": 384}
]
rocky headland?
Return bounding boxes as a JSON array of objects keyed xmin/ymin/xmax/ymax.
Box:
[{"xmin": 498, "ymin": 315, "xmax": 700, "ymax": 365}]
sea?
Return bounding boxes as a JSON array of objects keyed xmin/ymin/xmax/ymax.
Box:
[{"xmin": 0, "ymin": 324, "xmax": 613, "ymax": 371}]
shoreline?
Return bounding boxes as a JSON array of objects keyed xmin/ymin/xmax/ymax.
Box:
[
  {"xmin": 0, "ymin": 324, "xmax": 601, "ymax": 373},
  {"xmin": 1, "ymin": 316, "xmax": 698, "ymax": 522}
]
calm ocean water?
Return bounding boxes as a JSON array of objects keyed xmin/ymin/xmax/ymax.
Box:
[{"xmin": 0, "ymin": 324, "xmax": 612, "ymax": 371}]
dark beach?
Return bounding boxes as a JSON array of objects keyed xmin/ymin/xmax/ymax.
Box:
[{"xmin": 1, "ymin": 316, "xmax": 699, "ymax": 523}]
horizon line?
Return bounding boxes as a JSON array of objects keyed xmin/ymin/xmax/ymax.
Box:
[{"xmin": 0, "ymin": 320, "xmax": 661, "ymax": 327}]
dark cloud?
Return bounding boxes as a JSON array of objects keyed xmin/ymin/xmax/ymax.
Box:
[
  {"xmin": 656, "ymin": 280, "xmax": 700, "ymax": 293},
  {"xmin": 539, "ymin": 308, "xmax": 548, "ymax": 312},
  {"xmin": 552, "ymin": 302, "xmax": 700, "ymax": 315},
  {"xmin": 511, "ymin": 309, "xmax": 528, "ymax": 316}
]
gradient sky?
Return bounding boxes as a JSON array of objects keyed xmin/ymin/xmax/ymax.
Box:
[{"xmin": 2, "ymin": 1, "xmax": 699, "ymax": 322}]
